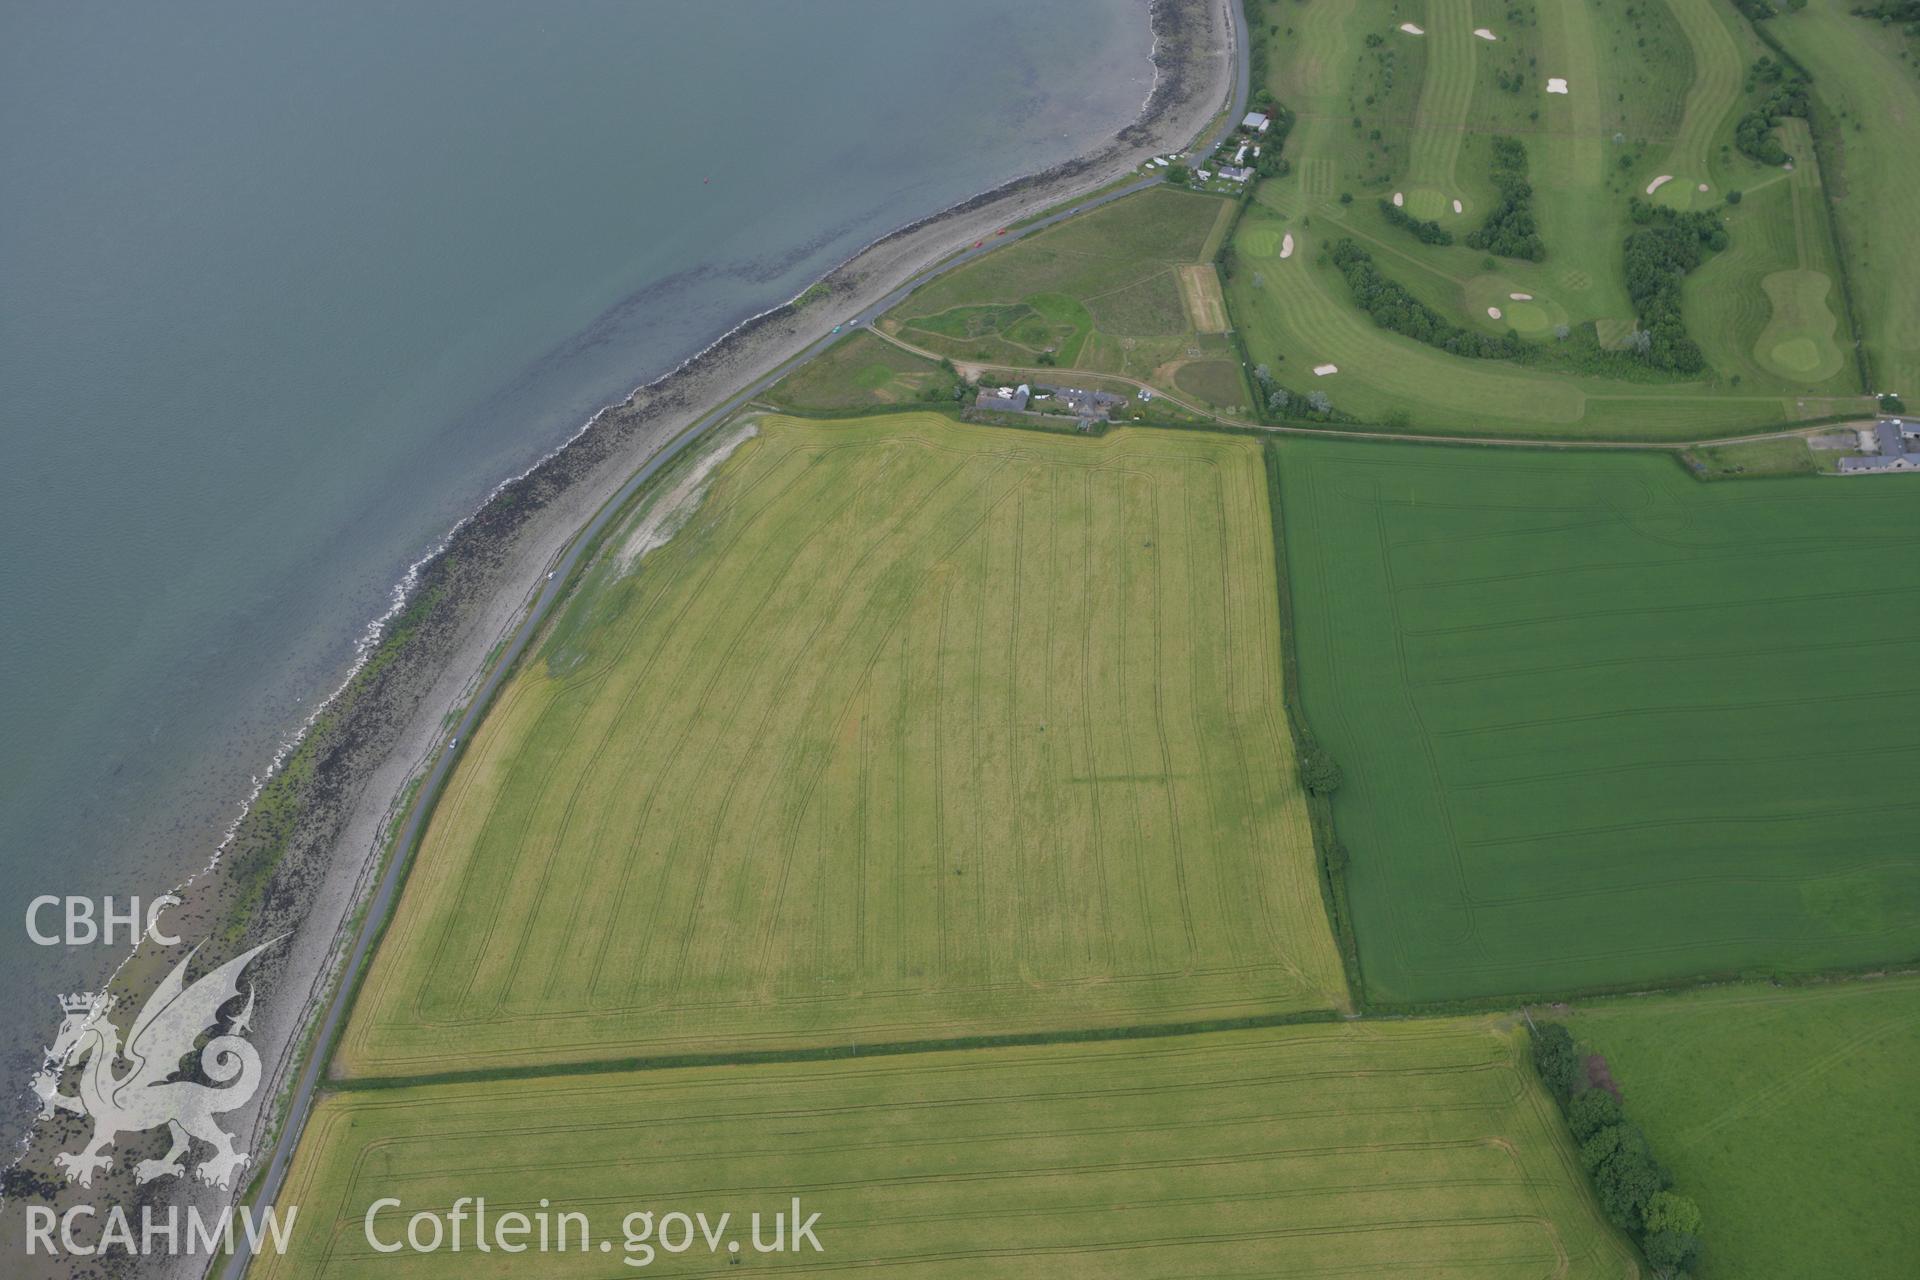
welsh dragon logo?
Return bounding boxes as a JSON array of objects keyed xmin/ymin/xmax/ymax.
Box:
[{"xmin": 33, "ymin": 938, "xmax": 278, "ymax": 1189}]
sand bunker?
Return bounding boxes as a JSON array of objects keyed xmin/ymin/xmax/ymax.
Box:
[
  {"xmin": 1646, "ymin": 175, "xmax": 1674, "ymax": 194},
  {"xmin": 1400, "ymin": 23, "xmax": 1425, "ymax": 34},
  {"xmin": 1697, "ymin": 182, "xmax": 1709, "ymax": 192},
  {"xmin": 1474, "ymin": 27, "xmax": 1498, "ymax": 41},
  {"xmin": 1280, "ymin": 232, "xmax": 1296, "ymax": 259},
  {"xmin": 1547, "ymin": 78, "xmax": 1569, "ymax": 94},
  {"xmin": 1452, "ymin": 198, "xmax": 1464, "ymax": 213},
  {"xmin": 1487, "ymin": 307, "xmax": 1503, "ymax": 320},
  {"xmin": 1510, "ymin": 292, "xmax": 1533, "ymax": 301},
  {"xmin": 1313, "ymin": 363, "xmax": 1338, "ymax": 376},
  {"xmin": 1393, "ymin": 191, "xmax": 1405, "ymax": 207}
]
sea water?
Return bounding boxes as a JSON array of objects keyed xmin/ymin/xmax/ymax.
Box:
[{"xmin": 0, "ymin": 0, "xmax": 1151, "ymax": 1147}]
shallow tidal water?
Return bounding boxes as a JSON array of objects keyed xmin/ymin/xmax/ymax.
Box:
[{"xmin": 0, "ymin": 0, "xmax": 1151, "ymax": 1146}]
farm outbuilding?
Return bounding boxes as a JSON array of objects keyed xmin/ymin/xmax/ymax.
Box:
[{"xmin": 1839, "ymin": 419, "xmax": 1920, "ymax": 473}]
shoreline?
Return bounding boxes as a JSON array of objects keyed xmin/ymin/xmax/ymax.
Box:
[{"xmin": 0, "ymin": 2, "xmax": 1240, "ymax": 1270}]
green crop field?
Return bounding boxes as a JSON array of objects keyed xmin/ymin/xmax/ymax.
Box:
[
  {"xmin": 1564, "ymin": 977, "xmax": 1920, "ymax": 1279},
  {"xmin": 1770, "ymin": 0, "xmax": 1920, "ymax": 398},
  {"xmin": 335, "ymin": 413, "xmax": 1345, "ymax": 1079},
  {"xmin": 881, "ymin": 188, "xmax": 1253, "ymax": 411},
  {"xmin": 1227, "ymin": 0, "xmax": 1867, "ymax": 436},
  {"xmin": 1271, "ymin": 436, "xmax": 1920, "ymax": 1002},
  {"xmin": 260, "ymin": 1020, "xmax": 1637, "ymax": 1279}
]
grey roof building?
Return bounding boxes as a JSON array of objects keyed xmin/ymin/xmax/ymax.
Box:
[
  {"xmin": 1838, "ymin": 419, "xmax": 1920, "ymax": 474},
  {"xmin": 1242, "ymin": 111, "xmax": 1271, "ymax": 132},
  {"xmin": 975, "ymin": 383, "xmax": 1030, "ymax": 414}
]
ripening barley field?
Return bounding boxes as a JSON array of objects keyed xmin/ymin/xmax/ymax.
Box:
[
  {"xmin": 1272, "ymin": 437, "xmax": 1920, "ymax": 1003},
  {"xmin": 261, "ymin": 1020, "xmax": 1636, "ymax": 1279},
  {"xmin": 336, "ymin": 413, "xmax": 1345, "ymax": 1079}
]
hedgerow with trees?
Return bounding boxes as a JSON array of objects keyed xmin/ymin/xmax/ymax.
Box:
[
  {"xmin": 1250, "ymin": 362, "xmax": 1346, "ymax": 422},
  {"xmin": 1734, "ymin": 57, "xmax": 1811, "ymax": 165},
  {"xmin": 1464, "ymin": 137, "xmax": 1545, "ymax": 262},
  {"xmin": 1326, "ymin": 239, "xmax": 1527, "ymax": 359},
  {"xmin": 1378, "ymin": 198, "xmax": 1453, "ymax": 245},
  {"xmin": 1531, "ymin": 1023, "xmax": 1705, "ymax": 1279}
]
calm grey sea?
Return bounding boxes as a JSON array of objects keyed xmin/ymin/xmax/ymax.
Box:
[{"xmin": 0, "ymin": 0, "xmax": 1149, "ymax": 1142}]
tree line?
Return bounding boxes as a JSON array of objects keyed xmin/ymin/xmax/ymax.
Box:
[
  {"xmin": 1532, "ymin": 1023, "xmax": 1705, "ymax": 1279},
  {"xmin": 1251, "ymin": 363, "xmax": 1341, "ymax": 421},
  {"xmin": 1852, "ymin": 0, "xmax": 1920, "ymax": 14},
  {"xmin": 1734, "ymin": 57, "xmax": 1811, "ymax": 166},
  {"xmin": 1622, "ymin": 200, "xmax": 1728, "ymax": 374},
  {"xmin": 1251, "ymin": 91, "xmax": 1298, "ymax": 179},
  {"xmin": 1326, "ymin": 239, "xmax": 1528, "ymax": 359},
  {"xmin": 1464, "ymin": 137, "xmax": 1545, "ymax": 262},
  {"xmin": 1378, "ymin": 198, "xmax": 1453, "ymax": 246}
]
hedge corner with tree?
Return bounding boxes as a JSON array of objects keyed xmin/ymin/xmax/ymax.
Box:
[{"xmin": 1530, "ymin": 1021, "xmax": 1705, "ymax": 1279}]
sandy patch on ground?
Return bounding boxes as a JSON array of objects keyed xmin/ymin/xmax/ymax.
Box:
[
  {"xmin": 1313, "ymin": 363, "xmax": 1338, "ymax": 375},
  {"xmin": 1547, "ymin": 78, "xmax": 1569, "ymax": 94},
  {"xmin": 1487, "ymin": 306, "xmax": 1503, "ymax": 319},
  {"xmin": 1280, "ymin": 232, "xmax": 1296, "ymax": 259},
  {"xmin": 617, "ymin": 422, "xmax": 756, "ymax": 571},
  {"xmin": 1698, "ymin": 182, "xmax": 1709, "ymax": 192},
  {"xmin": 1452, "ymin": 198, "xmax": 1464, "ymax": 213},
  {"xmin": 1393, "ymin": 191, "xmax": 1405, "ymax": 207},
  {"xmin": 1177, "ymin": 262, "xmax": 1229, "ymax": 331},
  {"xmin": 1474, "ymin": 27, "xmax": 1498, "ymax": 40},
  {"xmin": 1646, "ymin": 174, "xmax": 1674, "ymax": 194},
  {"xmin": 1510, "ymin": 292, "xmax": 1533, "ymax": 301},
  {"xmin": 1400, "ymin": 22, "xmax": 1425, "ymax": 34}
]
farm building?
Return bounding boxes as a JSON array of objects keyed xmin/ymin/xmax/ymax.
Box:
[
  {"xmin": 1037, "ymin": 384, "xmax": 1126, "ymax": 420},
  {"xmin": 1838, "ymin": 419, "xmax": 1920, "ymax": 473},
  {"xmin": 1242, "ymin": 111, "xmax": 1270, "ymax": 132},
  {"xmin": 1217, "ymin": 165, "xmax": 1255, "ymax": 183},
  {"xmin": 975, "ymin": 383, "xmax": 1030, "ymax": 413}
]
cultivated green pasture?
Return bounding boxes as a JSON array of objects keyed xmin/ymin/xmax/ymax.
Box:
[
  {"xmin": 1771, "ymin": 0, "xmax": 1920, "ymax": 397},
  {"xmin": 336, "ymin": 414, "xmax": 1345, "ymax": 1079},
  {"xmin": 1273, "ymin": 437, "xmax": 1920, "ymax": 1002},
  {"xmin": 1565, "ymin": 978, "xmax": 1920, "ymax": 1279},
  {"xmin": 880, "ymin": 189, "xmax": 1251, "ymax": 410},
  {"xmin": 1232, "ymin": 0, "xmax": 1867, "ymax": 433},
  {"xmin": 262, "ymin": 1021, "xmax": 1637, "ymax": 1279},
  {"xmin": 764, "ymin": 329, "xmax": 956, "ymax": 413}
]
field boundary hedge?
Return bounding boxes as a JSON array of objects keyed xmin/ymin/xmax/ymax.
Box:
[
  {"xmin": 1261, "ymin": 442, "xmax": 1366, "ymax": 1001},
  {"xmin": 331, "ymin": 1007, "xmax": 1344, "ymax": 1092}
]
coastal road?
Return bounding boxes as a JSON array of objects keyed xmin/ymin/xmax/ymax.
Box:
[{"xmin": 223, "ymin": 9, "xmax": 1254, "ymax": 1277}]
